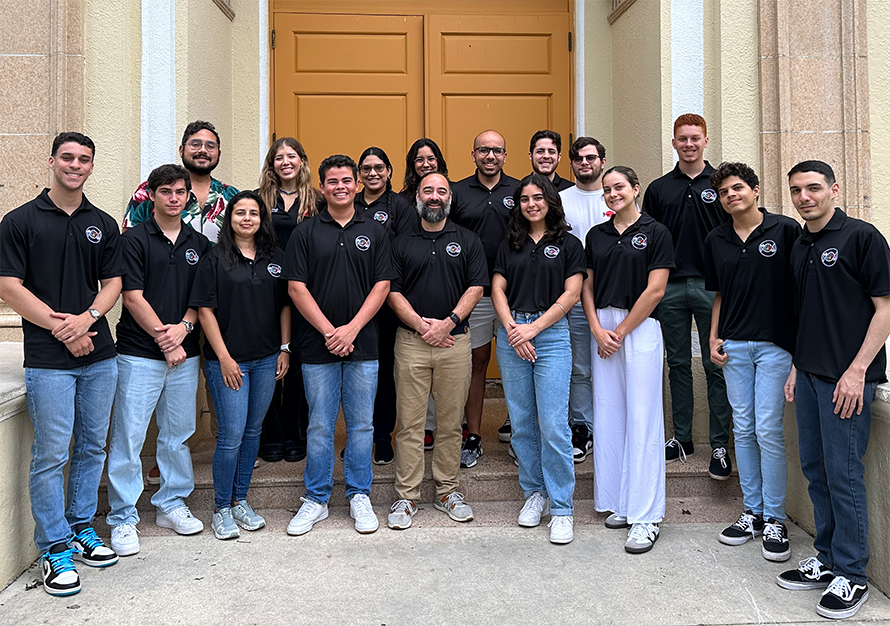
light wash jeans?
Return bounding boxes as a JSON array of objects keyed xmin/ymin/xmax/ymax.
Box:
[
  {"xmin": 106, "ymin": 355, "xmax": 199, "ymax": 526},
  {"xmin": 721, "ymin": 340, "xmax": 791, "ymax": 522},
  {"xmin": 566, "ymin": 301, "xmax": 593, "ymax": 430},
  {"xmin": 25, "ymin": 357, "xmax": 117, "ymax": 552},
  {"xmin": 496, "ymin": 313, "xmax": 574, "ymax": 515},
  {"xmin": 206, "ymin": 353, "xmax": 278, "ymax": 510},
  {"xmin": 302, "ymin": 360, "xmax": 378, "ymax": 504},
  {"xmin": 796, "ymin": 370, "xmax": 875, "ymax": 585}
]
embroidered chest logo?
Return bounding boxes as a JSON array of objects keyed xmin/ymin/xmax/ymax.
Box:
[
  {"xmin": 446, "ymin": 242, "xmax": 461, "ymax": 257},
  {"xmin": 543, "ymin": 245, "xmax": 560, "ymax": 259},
  {"xmin": 373, "ymin": 211, "xmax": 389, "ymax": 224},
  {"xmin": 267, "ymin": 263, "xmax": 282, "ymax": 277},
  {"xmin": 701, "ymin": 189, "xmax": 717, "ymax": 203},
  {"xmin": 631, "ymin": 234, "xmax": 648, "ymax": 250},
  {"xmin": 503, "ymin": 197, "xmax": 515, "ymax": 209},
  {"xmin": 759, "ymin": 240, "xmax": 777, "ymax": 257},
  {"xmin": 821, "ymin": 248, "xmax": 839, "ymax": 267},
  {"xmin": 85, "ymin": 226, "xmax": 103, "ymax": 244},
  {"xmin": 185, "ymin": 248, "xmax": 200, "ymax": 265},
  {"xmin": 355, "ymin": 235, "xmax": 371, "ymax": 251}
]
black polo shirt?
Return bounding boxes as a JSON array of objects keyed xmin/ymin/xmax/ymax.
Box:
[
  {"xmin": 585, "ymin": 213, "xmax": 675, "ymax": 317},
  {"xmin": 791, "ymin": 209, "xmax": 890, "ymax": 383},
  {"xmin": 391, "ymin": 219, "xmax": 489, "ymax": 334},
  {"xmin": 355, "ymin": 189, "xmax": 417, "ymax": 240},
  {"xmin": 0, "ymin": 189, "xmax": 123, "ymax": 369},
  {"xmin": 284, "ymin": 207, "xmax": 394, "ymax": 364},
  {"xmin": 270, "ymin": 194, "xmax": 300, "ymax": 252},
  {"xmin": 451, "ymin": 171, "xmax": 520, "ymax": 292},
  {"xmin": 116, "ymin": 217, "xmax": 212, "ymax": 360},
  {"xmin": 494, "ymin": 233, "xmax": 586, "ymax": 312},
  {"xmin": 527, "ymin": 172, "xmax": 573, "ymax": 192},
  {"xmin": 642, "ymin": 161, "xmax": 727, "ymax": 280},
  {"xmin": 189, "ymin": 246, "xmax": 288, "ymax": 362},
  {"xmin": 704, "ymin": 209, "xmax": 800, "ymax": 355}
]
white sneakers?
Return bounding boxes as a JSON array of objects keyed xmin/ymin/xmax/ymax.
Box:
[
  {"xmin": 349, "ymin": 494, "xmax": 379, "ymax": 533},
  {"xmin": 111, "ymin": 523, "xmax": 140, "ymax": 556},
  {"xmin": 156, "ymin": 506, "xmax": 204, "ymax": 535},
  {"xmin": 548, "ymin": 515, "xmax": 574, "ymax": 544},
  {"xmin": 517, "ymin": 492, "xmax": 550, "ymax": 527},
  {"xmin": 287, "ymin": 497, "xmax": 329, "ymax": 535}
]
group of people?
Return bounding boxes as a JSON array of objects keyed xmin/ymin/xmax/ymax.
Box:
[{"xmin": 1, "ymin": 113, "xmax": 886, "ymax": 622}]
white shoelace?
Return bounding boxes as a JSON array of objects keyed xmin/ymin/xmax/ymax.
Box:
[
  {"xmin": 390, "ymin": 499, "xmax": 414, "ymax": 514},
  {"xmin": 521, "ymin": 492, "xmax": 545, "ymax": 515},
  {"xmin": 763, "ymin": 522, "xmax": 784, "ymax": 542},
  {"xmin": 798, "ymin": 556, "xmax": 827, "ymax": 579},
  {"xmin": 824, "ymin": 576, "xmax": 853, "ymax": 600},
  {"xmin": 171, "ymin": 506, "xmax": 194, "ymax": 520},
  {"xmin": 712, "ymin": 447, "xmax": 728, "ymax": 468},
  {"xmin": 731, "ymin": 511, "xmax": 758, "ymax": 535},
  {"xmin": 548, "ymin": 515, "xmax": 573, "ymax": 530},
  {"xmin": 351, "ymin": 495, "xmax": 374, "ymax": 516},
  {"xmin": 628, "ymin": 523, "xmax": 657, "ymax": 542},
  {"xmin": 114, "ymin": 523, "xmax": 139, "ymax": 539},
  {"xmin": 443, "ymin": 492, "xmax": 466, "ymax": 509},
  {"xmin": 665, "ymin": 438, "xmax": 687, "ymax": 463},
  {"xmin": 297, "ymin": 496, "xmax": 323, "ymax": 518}
]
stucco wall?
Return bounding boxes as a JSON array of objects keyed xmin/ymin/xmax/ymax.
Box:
[
  {"xmin": 868, "ymin": 0, "xmax": 890, "ymax": 231},
  {"xmin": 582, "ymin": 2, "xmax": 613, "ymax": 157},
  {"xmin": 231, "ymin": 0, "xmax": 264, "ymax": 190}
]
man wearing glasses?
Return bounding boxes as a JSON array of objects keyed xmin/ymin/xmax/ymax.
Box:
[
  {"xmin": 559, "ymin": 137, "xmax": 611, "ymax": 465},
  {"xmin": 122, "ymin": 120, "xmax": 240, "ymax": 243},
  {"xmin": 451, "ymin": 130, "xmax": 518, "ymax": 468}
]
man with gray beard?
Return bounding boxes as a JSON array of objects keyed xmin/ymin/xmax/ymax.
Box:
[{"xmin": 385, "ymin": 173, "xmax": 489, "ymax": 529}]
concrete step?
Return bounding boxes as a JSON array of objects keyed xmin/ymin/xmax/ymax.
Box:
[{"xmin": 98, "ymin": 397, "xmax": 742, "ymax": 523}]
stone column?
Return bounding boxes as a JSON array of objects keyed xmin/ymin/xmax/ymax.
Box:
[{"xmin": 759, "ymin": 0, "xmax": 870, "ymax": 219}]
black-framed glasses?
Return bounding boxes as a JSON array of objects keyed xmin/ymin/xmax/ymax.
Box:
[
  {"xmin": 475, "ymin": 146, "xmax": 505, "ymax": 156},
  {"xmin": 572, "ymin": 154, "xmax": 598, "ymax": 164}
]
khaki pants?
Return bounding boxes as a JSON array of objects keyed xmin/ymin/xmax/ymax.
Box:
[{"xmin": 393, "ymin": 328, "xmax": 471, "ymax": 500}]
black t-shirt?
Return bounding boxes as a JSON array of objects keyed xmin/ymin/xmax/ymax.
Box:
[
  {"xmin": 585, "ymin": 213, "xmax": 675, "ymax": 317},
  {"xmin": 116, "ymin": 217, "xmax": 211, "ymax": 360},
  {"xmin": 704, "ymin": 210, "xmax": 800, "ymax": 355},
  {"xmin": 791, "ymin": 209, "xmax": 890, "ymax": 382},
  {"xmin": 355, "ymin": 189, "xmax": 417, "ymax": 240},
  {"xmin": 0, "ymin": 190, "xmax": 124, "ymax": 369},
  {"xmin": 642, "ymin": 161, "xmax": 728, "ymax": 279},
  {"xmin": 189, "ymin": 246, "xmax": 288, "ymax": 362},
  {"xmin": 494, "ymin": 233, "xmax": 586, "ymax": 312},
  {"xmin": 270, "ymin": 194, "xmax": 300, "ymax": 252},
  {"xmin": 391, "ymin": 219, "xmax": 489, "ymax": 333},
  {"xmin": 451, "ymin": 171, "xmax": 520, "ymax": 292},
  {"xmin": 284, "ymin": 207, "xmax": 394, "ymax": 364}
]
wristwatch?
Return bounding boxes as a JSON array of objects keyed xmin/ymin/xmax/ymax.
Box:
[
  {"xmin": 181, "ymin": 320, "xmax": 194, "ymax": 333},
  {"xmin": 87, "ymin": 308, "xmax": 101, "ymax": 321},
  {"xmin": 449, "ymin": 312, "xmax": 461, "ymax": 325},
  {"xmin": 280, "ymin": 343, "xmax": 291, "ymax": 353}
]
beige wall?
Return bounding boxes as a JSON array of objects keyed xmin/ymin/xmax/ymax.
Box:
[
  {"xmin": 582, "ymin": 2, "xmax": 613, "ymax": 158},
  {"xmin": 0, "ymin": 400, "xmax": 35, "ymax": 589},
  {"xmin": 868, "ymin": 0, "xmax": 890, "ymax": 233}
]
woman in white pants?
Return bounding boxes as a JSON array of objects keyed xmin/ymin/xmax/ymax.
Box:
[{"xmin": 581, "ymin": 166, "xmax": 674, "ymax": 554}]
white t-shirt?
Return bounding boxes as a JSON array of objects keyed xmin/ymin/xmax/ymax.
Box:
[{"xmin": 559, "ymin": 186, "xmax": 610, "ymax": 247}]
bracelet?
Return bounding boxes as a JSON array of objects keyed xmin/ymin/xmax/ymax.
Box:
[{"xmin": 554, "ymin": 302, "xmax": 566, "ymax": 315}]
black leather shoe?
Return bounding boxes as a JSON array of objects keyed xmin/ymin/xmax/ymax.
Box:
[
  {"xmin": 259, "ymin": 443, "xmax": 284, "ymax": 463},
  {"xmin": 283, "ymin": 441, "xmax": 306, "ymax": 463}
]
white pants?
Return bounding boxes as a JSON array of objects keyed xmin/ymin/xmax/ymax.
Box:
[{"xmin": 591, "ymin": 307, "xmax": 666, "ymax": 523}]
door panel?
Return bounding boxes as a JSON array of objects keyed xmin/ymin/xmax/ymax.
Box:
[{"xmin": 273, "ymin": 14, "xmax": 424, "ymax": 184}]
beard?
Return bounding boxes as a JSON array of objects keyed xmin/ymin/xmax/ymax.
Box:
[
  {"xmin": 182, "ymin": 152, "xmax": 219, "ymax": 176},
  {"xmin": 574, "ymin": 164, "xmax": 603, "ymax": 185},
  {"xmin": 416, "ymin": 197, "xmax": 451, "ymax": 224}
]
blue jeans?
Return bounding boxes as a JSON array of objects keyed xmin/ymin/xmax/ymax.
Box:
[
  {"xmin": 497, "ymin": 313, "xmax": 574, "ymax": 515},
  {"xmin": 25, "ymin": 358, "xmax": 117, "ymax": 552},
  {"xmin": 302, "ymin": 360, "xmax": 378, "ymax": 504},
  {"xmin": 106, "ymin": 355, "xmax": 199, "ymax": 526},
  {"xmin": 795, "ymin": 370, "xmax": 874, "ymax": 585},
  {"xmin": 206, "ymin": 354, "xmax": 278, "ymax": 510},
  {"xmin": 566, "ymin": 302, "xmax": 593, "ymax": 430},
  {"xmin": 721, "ymin": 340, "xmax": 791, "ymax": 521}
]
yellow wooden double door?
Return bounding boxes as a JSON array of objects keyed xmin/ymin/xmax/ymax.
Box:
[{"xmin": 272, "ymin": 1, "xmax": 573, "ymax": 186}]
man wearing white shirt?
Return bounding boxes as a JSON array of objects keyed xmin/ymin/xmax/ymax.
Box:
[{"xmin": 559, "ymin": 137, "xmax": 610, "ymax": 463}]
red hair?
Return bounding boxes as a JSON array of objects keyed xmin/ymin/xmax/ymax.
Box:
[{"xmin": 673, "ymin": 113, "xmax": 707, "ymax": 137}]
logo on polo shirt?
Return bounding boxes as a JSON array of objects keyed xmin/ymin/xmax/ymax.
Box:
[
  {"xmin": 543, "ymin": 245, "xmax": 560, "ymax": 259},
  {"xmin": 446, "ymin": 242, "xmax": 461, "ymax": 257},
  {"xmin": 759, "ymin": 240, "xmax": 777, "ymax": 257},
  {"xmin": 701, "ymin": 189, "xmax": 717, "ymax": 203},
  {"xmin": 631, "ymin": 234, "xmax": 648, "ymax": 250},
  {"xmin": 85, "ymin": 226, "xmax": 102, "ymax": 244},
  {"xmin": 821, "ymin": 248, "xmax": 839, "ymax": 267},
  {"xmin": 503, "ymin": 197, "xmax": 515, "ymax": 209},
  {"xmin": 267, "ymin": 263, "xmax": 282, "ymax": 277},
  {"xmin": 355, "ymin": 235, "xmax": 371, "ymax": 251},
  {"xmin": 185, "ymin": 248, "xmax": 200, "ymax": 265},
  {"xmin": 373, "ymin": 211, "xmax": 389, "ymax": 224}
]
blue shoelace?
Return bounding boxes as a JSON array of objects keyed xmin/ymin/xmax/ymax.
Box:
[
  {"xmin": 74, "ymin": 527, "xmax": 103, "ymax": 551},
  {"xmin": 44, "ymin": 548, "xmax": 77, "ymax": 572}
]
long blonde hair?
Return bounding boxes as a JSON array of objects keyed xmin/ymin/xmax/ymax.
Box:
[{"xmin": 259, "ymin": 137, "xmax": 319, "ymax": 221}]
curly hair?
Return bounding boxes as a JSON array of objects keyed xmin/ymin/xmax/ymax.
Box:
[
  {"xmin": 506, "ymin": 174, "xmax": 571, "ymax": 251},
  {"xmin": 710, "ymin": 161, "xmax": 759, "ymax": 192}
]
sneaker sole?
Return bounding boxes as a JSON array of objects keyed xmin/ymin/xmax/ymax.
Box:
[
  {"xmin": 816, "ymin": 591, "xmax": 868, "ymax": 620},
  {"xmin": 518, "ymin": 508, "xmax": 550, "ymax": 528},
  {"xmin": 709, "ymin": 471, "xmax": 731, "ymax": 481},
  {"xmin": 352, "ymin": 521, "xmax": 379, "ymax": 534},
  {"xmin": 156, "ymin": 517, "xmax": 204, "ymax": 536},
  {"xmin": 44, "ymin": 582, "xmax": 81, "ymax": 596},
  {"xmin": 233, "ymin": 518, "xmax": 266, "ymax": 531},
  {"xmin": 433, "ymin": 502, "xmax": 474, "ymax": 522},
  {"xmin": 605, "ymin": 520, "xmax": 631, "ymax": 530},
  {"xmin": 72, "ymin": 553, "xmax": 119, "ymax": 568},
  {"xmin": 625, "ymin": 533, "xmax": 659, "ymax": 554},
  {"xmin": 113, "ymin": 543, "xmax": 140, "ymax": 557},
  {"xmin": 213, "ymin": 528, "xmax": 240, "ymax": 540},
  {"xmin": 287, "ymin": 509, "xmax": 329, "ymax": 536},
  {"xmin": 498, "ymin": 432, "xmax": 511, "ymax": 443},
  {"xmin": 423, "ymin": 445, "xmax": 434, "ymax": 451},
  {"xmin": 550, "ymin": 533, "xmax": 573, "ymax": 545},
  {"xmin": 373, "ymin": 457, "xmax": 394, "ymax": 466},
  {"xmin": 387, "ymin": 517, "xmax": 413, "ymax": 530},
  {"xmin": 775, "ymin": 576, "xmax": 832, "ymax": 591},
  {"xmin": 718, "ymin": 532, "xmax": 760, "ymax": 546},
  {"xmin": 573, "ymin": 450, "xmax": 591, "ymax": 464},
  {"xmin": 762, "ymin": 545, "xmax": 791, "ymax": 562}
]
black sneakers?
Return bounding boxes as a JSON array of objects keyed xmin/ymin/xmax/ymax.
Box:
[
  {"xmin": 777, "ymin": 556, "xmax": 835, "ymax": 590},
  {"xmin": 817, "ymin": 576, "xmax": 869, "ymax": 620},
  {"xmin": 762, "ymin": 519, "xmax": 791, "ymax": 562},
  {"xmin": 497, "ymin": 418, "xmax": 512, "ymax": 443},
  {"xmin": 718, "ymin": 510, "xmax": 763, "ymax": 545},
  {"xmin": 571, "ymin": 423, "xmax": 592, "ymax": 463},
  {"xmin": 424, "ymin": 430, "xmax": 435, "ymax": 451},
  {"xmin": 709, "ymin": 447, "xmax": 732, "ymax": 480},
  {"xmin": 373, "ymin": 439, "xmax": 395, "ymax": 465},
  {"xmin": 665, "ymin": 438, "xmax": 693, "ymax": 463}
]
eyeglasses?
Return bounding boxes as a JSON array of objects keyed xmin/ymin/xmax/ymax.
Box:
[
  {"xmin": 572, "ymin": 154, "xmax": 599, "ymax": 164},
  {"xmin": 186, "ymin": 139, "xmax": 218, "ymax": 151},
  {"xmin": 360, "ymin": 164, "xmax": 388, "ymax": 175},
  {"xmin": 414, "ymin": 155, "xmax": 437, "ymax": 165},
  {"xmin": 474, "ymin": 146, "xmax": 505, "ymax": 156}
]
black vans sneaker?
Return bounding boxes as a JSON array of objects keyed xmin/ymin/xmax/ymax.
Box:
[
  {"xmin": 777, "ymin": 556, "xmax": 834, "ymax": 590},
  {"xmin": 817, "ymin": 576, "xmax": 869, "ymax": 620},
  {"xmin": 718, "ymin": 510, "xmax": 763, "ymax": 545},
  {"xmin": 665, "ymin": 438, "xmax": 693, "ymax": 463},
  {"xmin": 762, "ymin": 519, "xmax": 791, "ymax": 562},
  {"xmin": 709, "ymin": 447, "xmax": 732, "ymax": 480}
]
